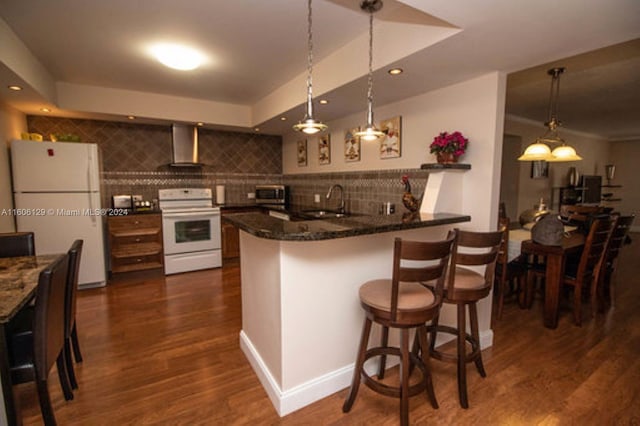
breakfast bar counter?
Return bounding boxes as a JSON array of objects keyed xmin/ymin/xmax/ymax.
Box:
[
  {"xmin": 224, "ymin": 210, "xmax": 471, "ymax": 416},
  {"xmin": 223, "ymin": 210, "xmax": 471, "ymax": 241}
]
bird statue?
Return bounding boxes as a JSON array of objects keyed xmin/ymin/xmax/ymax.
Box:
[{"xmin": 401, "ymin": 175, "xmax": 421, "ymax": 212}]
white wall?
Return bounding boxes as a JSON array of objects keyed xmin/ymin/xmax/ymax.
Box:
[
  {"xmin": 0, "ymin": 101, "xmax": 27, "ymax": 232},
  {"xmin": 504, "ymin": 116, "xmax": 611, "ymax": 215}
]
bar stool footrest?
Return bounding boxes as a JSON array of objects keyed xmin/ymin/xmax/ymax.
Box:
[
  {"xmin": 360, "ymin": 346, "xmax": 429, "ymax": 398},
  {"xmin": 427, "ymin": 324, "xmax": 481, "ymax": 364}
]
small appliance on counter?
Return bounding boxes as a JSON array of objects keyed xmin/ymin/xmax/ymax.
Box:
[
  {"xmin": 112, "ymin": 194, "xmax": 133, "ymax": 210},
  {"xmin": 132, "ymin": 194, "xmax": 155, "ymax": 212}
]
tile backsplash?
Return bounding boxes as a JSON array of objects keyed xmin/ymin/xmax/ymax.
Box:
[
  {"xmin": 27, "ymin": 116, "xmax": 429, "ymax": 214},
  {"xmin": 27, "ymin": 116, "xmax": 283, "ymax": 206}
]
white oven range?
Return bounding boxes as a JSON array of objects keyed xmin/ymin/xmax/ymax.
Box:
[{"xmin": 158, "ymin": 188, "xmax": 221, "ymax": 275}]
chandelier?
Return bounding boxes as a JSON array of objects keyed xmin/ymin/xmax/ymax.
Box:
[{"xmin": 518, "ymin": 67, "xmax": 582, "ymax": 162}]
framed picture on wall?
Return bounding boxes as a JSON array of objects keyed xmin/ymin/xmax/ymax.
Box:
[
  {"xmin": 297, "ymin": 139, "xmax": 308, "ymax": 167},
  {"xmin": 379, "ymin": 116, "xmax": 401, "ymax": 159},
  {"xmin": 344, "ymin": 127, "xmax": 361, "ymax": 162},
  {"xmin": 530, "ymin": 160, "xmax": 548, "ymax": 179},
  {"xmin": 319, "ymin": 134, "xmax": 331, "ymax": 165}
]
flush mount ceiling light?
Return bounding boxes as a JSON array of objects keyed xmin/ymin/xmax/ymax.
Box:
[
  {"xmin": 518, "ymin": 67, "xmax": 582, "ymax": 162},
  {"xmin": 388, "ymin": 68, "xmax": 403, "ymax": 75},
  {"xmin": 40, "ymin": 107, "xmax": 51, "ymax": 113},
  {"xmin": 355, "ymin": 0, "xmax": 385, "ymax": 142},
  {"xmin": 151, "ymin": 43, "xmax": 204, "ymax": 71},
  {"xmin": 8, "ymin": 85, "xmax": 23, "ymax": 91},
  {"xmin": 319, "ymin": 99, "xmax": 329, "ymax": 105},
  {"xmin": 293, "ymin": 0, "xmax": 328, "ymax": 135}
]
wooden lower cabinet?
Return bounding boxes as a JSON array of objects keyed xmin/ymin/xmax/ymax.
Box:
[
  {"xmin": 221, "ymin": 207, "xmax": 260, "ymax": 260},
  {"xmin": 108, "ymin": 213, "xmax": 164, "ymax": 273},
  {"xmin": 221, "ymin": 220, "xmax": 240, "ymax": 259}
]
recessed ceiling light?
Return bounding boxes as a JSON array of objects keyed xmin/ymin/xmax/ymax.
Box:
[
  {"xmin": 127, "ymin": 115, "xmax": 135, "ymax": 120},
  {"xmin": 150, "ymin": 43, "xmax": 204, "ymax": 71},
  {"xmin": 319, "ymin": 99, "xmax": 329, "ymax": 105},
  {"xmin": 254, "ymin": 127, "xmax": 260, "ymax": 132},
  {"xmin": 280, "ymin": 117, "xmax": 287, "ymax": 121},
  {"xmin": 388, "ymin": 68, "xmax": 403, "ymax": 75},
  {"xmin": 8, "ymin": 85, "xmax": 22, "ymax": 91},
  {"xmin": 40, "ymin": 107, "xmax": 51, "ymax": 113}
]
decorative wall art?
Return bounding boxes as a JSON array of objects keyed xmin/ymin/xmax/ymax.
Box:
[
  {"xmin": 344, "ymin": 127, "xmax": 361, "ymax": 162},
  {"xmin": 530, "ymin": 160, "xmax": 549, "ymax": 179},
  {"xmin": 319, "ymin": 134, "xmax": 331, "ymax": 165},
  {"xmin": 379, "ymin": 116, "xmax": 401, "ymax": 159},
  {"xmin": 297, "ymin": 139, "xmax": 308, "ymax": 167}
]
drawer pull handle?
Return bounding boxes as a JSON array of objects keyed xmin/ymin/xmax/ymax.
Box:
[
  {"xmin": 134, "ymin": 221, "xmax": 140, "ymax": 225},
  {"xmin": 135, "ymin": 238, "xmax": 141, "ymax": 242},
  {"xmin": 136, "ymin": 258, "xmax": 143, "ymax": 262}
]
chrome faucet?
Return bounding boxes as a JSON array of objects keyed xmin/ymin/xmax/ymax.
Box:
[{"xmin": 326, "ymin": 184, "xmax": 345, "ymax": 214}]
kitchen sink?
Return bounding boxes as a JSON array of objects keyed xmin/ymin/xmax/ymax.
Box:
[{"xmin": 299, "ymin": 209, "xmax": 349, "ymax": 219}]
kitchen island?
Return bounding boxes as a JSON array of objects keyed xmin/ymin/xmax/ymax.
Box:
[{"xmin": 224, "ymin": 210, "xmax": 471, "ymax": 416}]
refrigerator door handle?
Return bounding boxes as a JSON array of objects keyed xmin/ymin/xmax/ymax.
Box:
[{"xmin": 87, "ymin": 153, "xmax": 97, "ymax": 225}]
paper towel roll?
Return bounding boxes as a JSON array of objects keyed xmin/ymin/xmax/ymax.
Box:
[{"xmin": 216, "ymin": 185, "xmax": 225, "ymax": 205}]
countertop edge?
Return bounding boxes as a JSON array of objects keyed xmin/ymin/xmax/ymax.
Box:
[{"xmin": 225, "ymin": 213, "xmax": 471, "ymax": 242}]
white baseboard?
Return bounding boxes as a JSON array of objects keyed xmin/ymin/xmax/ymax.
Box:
[{"xmin": 240, "ymin": 328, "xmax": 494, "ymax": 417}]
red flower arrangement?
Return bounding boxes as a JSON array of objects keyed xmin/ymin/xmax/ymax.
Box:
[{"xmin": 429, "ymin": 131, "xmax": 469, "ymax": 158}]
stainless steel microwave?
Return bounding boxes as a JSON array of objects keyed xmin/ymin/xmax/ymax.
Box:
[{"xmin": 255, "ymin": 185, "xmax": 288, "ymax": 206}]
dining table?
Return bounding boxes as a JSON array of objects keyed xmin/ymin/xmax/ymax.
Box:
[
  {"xmin": 516, "ymin": 232, "xmax": 585, "ymax": 329},
  {"xmin": 0, "ymin": 254, "xmax": 62, "ymax": 426}
]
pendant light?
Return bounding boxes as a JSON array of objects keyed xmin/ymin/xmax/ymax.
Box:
[
  {"xmin": 354, "ymin": 0, "xmax": 385, "ymax": 141},
  {"xmin": 518, "ymin": 67, "xmax": 582, "ymax": 162},
  {"xmin": 293, "ymin": 0, "xmax": 328, "ymax": 135}
]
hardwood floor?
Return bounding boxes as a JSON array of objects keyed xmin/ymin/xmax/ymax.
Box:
[{"xmin": 15, "ymin": 234, "xmax": 640, "ymax": 425}]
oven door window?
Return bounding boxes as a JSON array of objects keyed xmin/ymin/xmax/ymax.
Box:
[{"xmin": 175, "ymin": 219, "xmax": 210, "ymax": 243}]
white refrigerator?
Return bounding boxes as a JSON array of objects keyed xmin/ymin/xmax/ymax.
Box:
[{"xmin": 11, "ymin": 140, "xmax": 107, "ymax": 288}]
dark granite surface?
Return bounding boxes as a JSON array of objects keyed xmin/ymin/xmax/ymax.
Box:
[
  {"xmin": 0, "ymin": 254, "xmax": 62, "ymax": 323},
  {"xmin": 223, "ymin": 210, "xmax": 471, "ymax": 241}
]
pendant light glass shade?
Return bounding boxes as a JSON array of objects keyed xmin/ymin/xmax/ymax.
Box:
[
  {"xmin": 518, "ymin": 68, "xmax": 582, "ymax": 162},
  {"xmin": 354, "ymin": 1, "xmax": 385, "ymax": 141},
  {"xmin": 293, "ymin": 0, "xmax": 327, "ymax": 135},
  {"xmin": 548, "ymin": 145, "xmax": 583, "ymax": 162},
  {"xmin": 517, "ymin": 141, "xmax": 552, "ymax": 161}
]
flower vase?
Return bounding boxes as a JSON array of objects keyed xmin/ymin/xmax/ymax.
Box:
[{"xmin": 436, "ymin": 152, "xmax": 457, "ymax": 164}]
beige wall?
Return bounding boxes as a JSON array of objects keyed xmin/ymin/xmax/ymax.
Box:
[
  {"xmin": 0, "ymin": 101, "xmax": 27, "ymax": 232},
  {"xmin": 609, "ymin": 139, "xmax": 640, "ymax": 229},
  {"xmin": 503, "ymin": 116, "xmax": 611, "ymax": 216},
  {"xmin": 283, "ymin": 71, "xmax": 507, "ymax": 339}
]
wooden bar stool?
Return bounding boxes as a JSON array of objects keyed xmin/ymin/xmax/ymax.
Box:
[
  {"xmin": 343, "ymin": 233, "xmax": 456, "ymax": 426},
  {"xmin": 428, "ymin": 229, "xmax": 502, "ymax": 408}
]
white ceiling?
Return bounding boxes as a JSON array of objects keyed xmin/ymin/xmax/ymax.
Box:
[{"xmin": 1, "ymin": 0, "xmax": 639, "ymax": 138}]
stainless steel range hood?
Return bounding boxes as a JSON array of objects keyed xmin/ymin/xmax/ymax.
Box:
[{"xmin": 170, "ymin": 124, "xmax": 203, "ymax": 167}]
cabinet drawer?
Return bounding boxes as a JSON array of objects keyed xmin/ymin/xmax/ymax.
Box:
[
  {"xmin": 111, "ymin": 253, "xmax": 163, "ymax": 273},
  {"xmin": 113, "ymin": 231, "xmax": 160, "ymax": 245},
  {"xmin": 108, "ymin": 214, "xmax": 161, "ymax": 231},
  {"xmin": 113, "ymin": 253, "xmax": 161, "ymax": 267}
]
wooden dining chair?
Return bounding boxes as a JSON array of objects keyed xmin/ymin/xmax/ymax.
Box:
[
  {"xmin": 493, "ymin": 218, "xmax": 527, "ymax": 320},
  {"xmin": 0, "ymin": 231, "xmax": 36, "ymax": 257},
  {"xmin": 593, "ymin": 215, "xmax": 635, "ymax": 313},
  {"xmin": 8, "ymin": 253, "xmax": 73, "ymax": 425},
  {"xmin": 525, "ymin": 218, "xmax": 613, "ymax": 326},
  {"xmin": 343, "ymin": 233, "xmax": 456, "ymax": 426},
  {"xmin": 64, "ymin": 239, "xmax": 84, "ymax": 390},
  {"xmin": 428, "ymin": 229, "xmax": 503, "ymax": 408}
]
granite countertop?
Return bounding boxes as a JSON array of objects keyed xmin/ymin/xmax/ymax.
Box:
[
  {"xmin": 0, "ymin": 254, "xmax": 61, "ymax": 323},
  {"xmin": 223, "ymin": 210, "xmax": 471, "ymax": 241}
]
